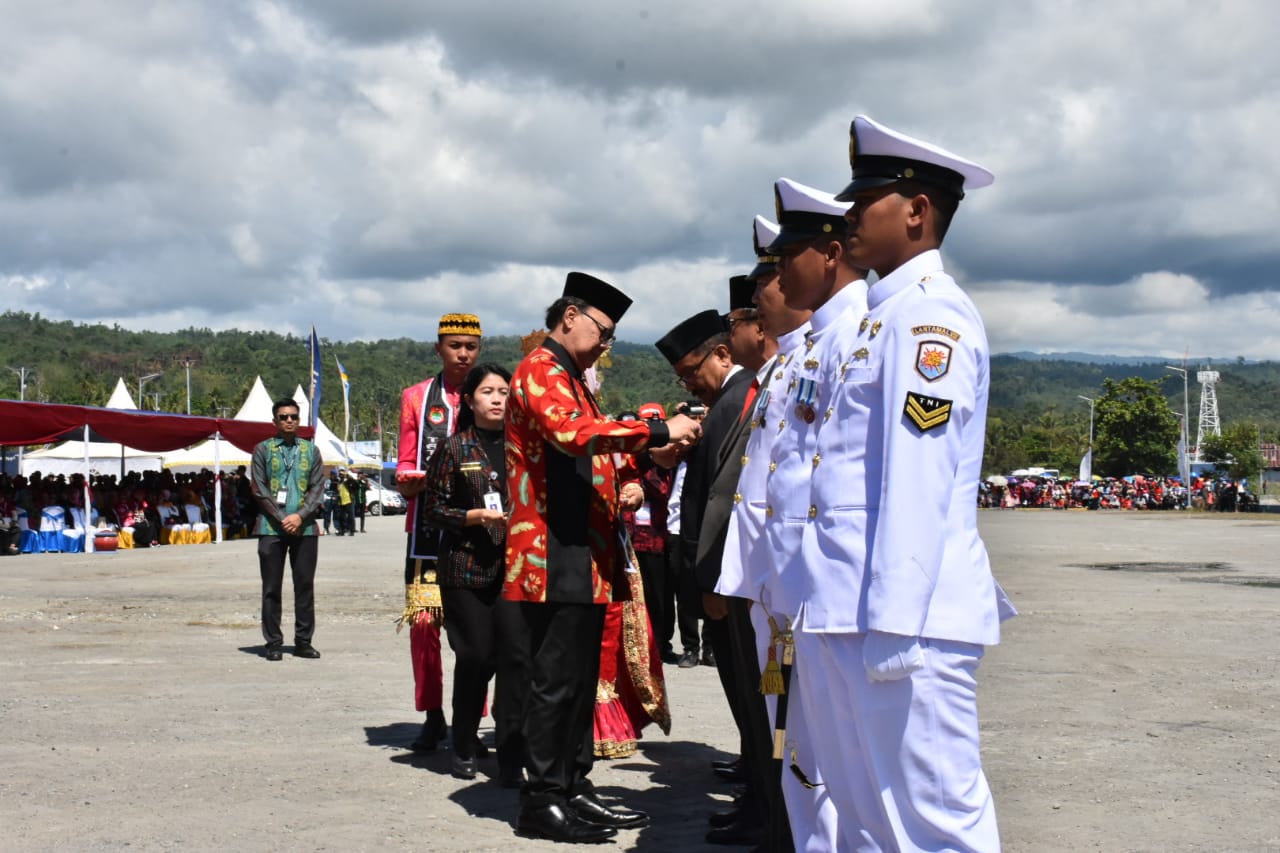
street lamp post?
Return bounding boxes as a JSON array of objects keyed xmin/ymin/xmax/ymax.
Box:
[
  {"xmin": 1077, "ymin": 395, "xmax": 1094, "ymax": 481},
  {"xmin": 178, "ymin": 357, "xmax": 196, "ymax": 415},
  {"xmin": 7, "ymin": 365, "xmax": 35, "ymax": 472},
  {"xmin": 1077, "ymin": 395, "xmax": 1094, "ymax": 451},
  {"xmin": 1165, "ymin": 366, "xmax": 1189, "ymax": 451},
  {"xmin": 1166, "ymin": 363, "xmax": 1190, "ymax": 461},
  {"xmin": 138, "ymin": 373, "xmax": 162, "ymax": 411},
  {"xmin": 1165, "ymin": 366, "xmax": 1191, "ymax": 509}
]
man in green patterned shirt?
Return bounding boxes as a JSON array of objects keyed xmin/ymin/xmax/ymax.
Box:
[{"xmin": 250, "ymin": 398, "xmax": 327, "ymax": 661}]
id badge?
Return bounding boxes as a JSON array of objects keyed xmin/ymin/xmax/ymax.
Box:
[
  {"xmin": 275, "ymin": 489, "xmax": 288, "ymax": 506},
  {"xmin": 483, "ymin": 491, "xmax": 503, "ymax": 513},
  {"xmin": 634, "ymin": 501, "xmax": 652, "ymax": 526}
]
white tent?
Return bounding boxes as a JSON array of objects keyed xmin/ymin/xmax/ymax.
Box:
[
  {"xmin": 291, "ymin": 386, "xmax": 380, "ymax": 471},
  {"xmin": 21, "ymin": 379, "xmax": 165, "ymax": 477},
  {"xmin": 161, "ymin": 377, "xmax": 276, "ymax": 473}
]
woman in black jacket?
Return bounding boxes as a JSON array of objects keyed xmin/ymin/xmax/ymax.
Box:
[{"xmin": 419, "ymin": 363, "xmax": 516, "ymax": 782}]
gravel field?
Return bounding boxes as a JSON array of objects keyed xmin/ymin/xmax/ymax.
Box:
[{"xmin": 2, "ymin": 510, "xmax": 1278, "ymax": 852}]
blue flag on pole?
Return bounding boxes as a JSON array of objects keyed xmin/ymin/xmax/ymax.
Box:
[
  {"xmin": 307, "ymin": 325, "xmax": 322, "ymax": 428},
  {"xmin": 335, "ymin": 355, "xmax": 351, "ymax": 445}
]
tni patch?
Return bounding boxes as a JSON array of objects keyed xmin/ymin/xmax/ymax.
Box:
[
  {"xmin": 428, "ymin": 406, "xmax": 447, "ymax": 426},
  {"xmin": 903, "ymin": 392, "xmax": 952, "ymax": 433},
  {"xmin": 915, "ymin": 341, "xmax": 952, "ymax": 382}
]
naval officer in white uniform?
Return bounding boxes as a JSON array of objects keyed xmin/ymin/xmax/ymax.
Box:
[
  {"xmin": 792, "ymin": 115, "xmax": 1016, "ymax": 853},
  {"xmin": 717, "ymin": 214, "xmax": 836, "ymax": 852},
  {"xmin": 757, "ymin": 178, "xmax": 869, "ymax": 850}
]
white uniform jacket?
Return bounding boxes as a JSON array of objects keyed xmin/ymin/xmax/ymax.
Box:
[
  {"xmin": 800, "ymin": 249, "xmax": 1010, "ymax": 644},
  {"xmin": 718, "ymin": 323, "xmax": 810, "ymax": 601},
  {"xmin": 762, "ymin": 281, "xmax": 866, "ymax": 618}
]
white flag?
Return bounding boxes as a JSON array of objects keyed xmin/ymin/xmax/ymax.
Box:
[{"xmin": 1078, "ymin": 449, "xmax": 1092, "ymax": 483}]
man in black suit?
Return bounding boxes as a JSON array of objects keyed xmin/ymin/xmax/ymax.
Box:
[{"xmin": 655, "ymin": 308, "xmax": 758, "ymax": 846}]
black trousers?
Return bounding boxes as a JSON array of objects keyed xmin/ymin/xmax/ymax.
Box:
[
  {"xmin": 727, "ymin": 597, "xmax": 792, "ymax": 847},
  {"xmin": 441, "ymin": 584, "xmax": 500, "ymax": 761},
  {"xmin": 666, "ymin": 537, "xmax": 702, "ymax": 654},
  {"xmin": 704, "ymin": 614, "xmax": 747, "ymax": 759},
  {"xmin": 635, "ymin": 549, "xmax": 668, "ymax": 652},
  {"xmin": 336, "ymin": 505, "xmax": 353, "ymax": 534},
  {"xmin": 492, "ymin": 596, "xmax": 530, "ymax": 771},
  {"xmin": 518, "ymin": 601, "xmax": 606, "ymax": 807},
  {"xmin": 258, "ymin": 535, "xmax": 318, "ymax": 647}
]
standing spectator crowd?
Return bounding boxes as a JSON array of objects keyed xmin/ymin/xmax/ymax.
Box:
[{"xmin": 979, "ymin": 474, "xmax": 1258, "ymax": 512}]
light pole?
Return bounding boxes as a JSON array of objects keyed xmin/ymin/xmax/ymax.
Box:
[
  {"xmin": 1167, "ymin": 361, "xmax": 1192, "ymax": 484},
  {"xmin": 138, "ymin": 373, "xmax": 162, "ymax": 411},
  {"xmin": 7, "ymin": 366, "xmax": 35, "ymax": 472},
  {"xmin": 1077, "ymin": 395, "xmax": 1094, "ymax": 481},
  {"xmin": 178, "ymin": 357, "xmax": 196, "ymax": 415},
  {"xmin": 351, "ymin": 422, "xmax": 364, "ymax": 462}
]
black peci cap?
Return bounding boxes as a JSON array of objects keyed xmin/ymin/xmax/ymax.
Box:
[
  {"xmin": 563, "ymin": 271, "xmax": 633, "ymax": 323},
  {"xmin": 655, "ymin": 309, "xmax": 728, "ymax": 365}
]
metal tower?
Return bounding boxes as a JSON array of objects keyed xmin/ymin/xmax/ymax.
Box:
[{"xmin": 1195, "ymin": 368, "xmax": 1220, "ymax": 460}]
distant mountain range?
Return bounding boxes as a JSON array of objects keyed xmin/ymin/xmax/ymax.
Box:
[{"xmin": 999, "ymin": 351, "xmax": 1260, "ymax": 366}]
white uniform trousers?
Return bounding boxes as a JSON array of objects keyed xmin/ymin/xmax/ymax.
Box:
[
  {"xmin": 793, "ymin": 631, "xmax": 1000, "ymax": 853},
  {"xmin": 752, "ymin": 604, "xmax": 840, "ymax": 853}
]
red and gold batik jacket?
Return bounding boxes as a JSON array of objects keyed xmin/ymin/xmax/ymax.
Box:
[{"xmin": 503, "ymin": 339, "xmax": 669, "ymax": 604}]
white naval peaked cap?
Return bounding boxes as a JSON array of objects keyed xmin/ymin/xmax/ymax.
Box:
[
  {"xmin": 835, "ymin": 114, "xmax": 993, "ymax": 202},
  {"xmin": 753, "ymin": 215, "xmax": 780, "ymax": 255},
  {"xmin": 747, "ymin": 215, "xmax": 781, "ymax": 281},
  {"xmin": 765, "ymin": 178, "xmax": 852, "ymax": 254}
]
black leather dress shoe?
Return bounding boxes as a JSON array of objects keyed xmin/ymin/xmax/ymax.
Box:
[
  {"xmin": 264, "ymin": 645, "xmax": 283, "ymax": 661},
  {"xmin": 660, "ymin": 648, "xmax": 680, "ymax": 664},
  {"xmin": 713, "ymin": 763, "xmax": 746, "ymax": 783},
  {"xmin": 706, "ymin": 820, "xmax": 765, "ymax": 846},
  {"xmin": 711, "ymin": 757, "xmax": 740, "ymax": 772},
  {"xmin": 569, "ymin": 793, "xmax": 649, "ymax": 829},
  {"xmin": 451, "ymin": 756, "xmax": 477, "ymax": 780},
  {"xmin": 708, "ymin": 807, "xmax": 742, "ymax": 829},
  {"xmin": 677, "ymin": 650, "xmax": 700, "ymax": 668},
  {"xmin": 516, "ymin": 803, "xmax": 617, "ymax": 844},
  {"xmin": 701, "ymin": 648, "xmax": 717, "ymax": 667},
  {"xmin": 292, "ymin": 643, "xmax": 321, "ymax": 659},
  {"xmin": 411, "ymin": 711, "xmax": 448, "ymax": 752}
]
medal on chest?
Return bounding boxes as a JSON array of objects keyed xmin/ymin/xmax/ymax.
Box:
[
  {"xmin": 794, "ymin": 377, "xmax": 818, "ymax": 424},
  {"xmin": 753, "ymin": 388, "xmax": 772, "ymax": 429}
]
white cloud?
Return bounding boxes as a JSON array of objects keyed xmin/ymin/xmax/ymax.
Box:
[
  {"xmin": 0, "ymin": 0, "xmax": 1278, "ymax": 362},
  {"xmin": 971, "ymin": 273, "xmax": 1280, "ymax": 359}
]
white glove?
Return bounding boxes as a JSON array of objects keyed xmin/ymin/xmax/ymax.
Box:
[{"xmin": 863, "ymin": 630, "xmax": 925, "ymax": 682}]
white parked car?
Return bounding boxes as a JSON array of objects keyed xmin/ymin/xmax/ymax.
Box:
[{"xmin": 365, "ymin": 482, "xmax": 406, "ymax": 516}]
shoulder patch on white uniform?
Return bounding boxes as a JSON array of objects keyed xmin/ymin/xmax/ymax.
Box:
[
  {"xmin": 914, "ymin": 341, "xmax": 952, "ymax": 382},
  {"xmin": 910, "ymin": 324, "xmax": 961, "ymax": 341},
  {"xmin": 903, "ymin": 392, "xmax": 952, "ymax": 432}
]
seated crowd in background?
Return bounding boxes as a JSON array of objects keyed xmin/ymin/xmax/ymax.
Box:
[{"xmin": 0, "ymin": 466, "xmax": 259, "ymax": 554}]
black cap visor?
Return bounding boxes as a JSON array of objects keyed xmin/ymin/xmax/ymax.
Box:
[{"xmin": 834, "ymin": 155, "xmax": 966, "ymax": 203}]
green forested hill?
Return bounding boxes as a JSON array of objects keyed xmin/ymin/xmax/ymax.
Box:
[{"xmin": 1, "ymin": 311, "xmax": 1275, "ymax": 471}]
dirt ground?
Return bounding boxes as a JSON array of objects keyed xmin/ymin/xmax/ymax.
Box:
[{"xmin": 2, "ymin": 510, "xmax": 1279, "ymax": 852}]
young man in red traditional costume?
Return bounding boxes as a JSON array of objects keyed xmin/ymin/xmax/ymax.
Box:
[{"xmin": 396, "ymin": 313, "xmax": 481, "ymax": 752}]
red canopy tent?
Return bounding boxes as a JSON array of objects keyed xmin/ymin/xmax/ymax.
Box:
[
  {"xmin": 0, "ymin": 399, "xmax": 311, "ymax": 451},
  {"xmin": 0, "ymin": 399, "xmax": 313, "ymax": 549}
]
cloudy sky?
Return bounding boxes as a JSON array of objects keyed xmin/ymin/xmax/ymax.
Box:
[{"xmin": 2, "ymin": 0, "xmax": 1278, "ymax": 359}]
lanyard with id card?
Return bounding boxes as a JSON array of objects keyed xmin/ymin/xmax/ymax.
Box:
[{"xmin": 482, "ymin": 469, "xmax": 503, "ymax": 513}]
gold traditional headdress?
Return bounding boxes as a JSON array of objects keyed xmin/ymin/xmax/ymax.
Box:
[{"xmin": 437, "ymin": 313, "xmax": 482, "ymax": 337}]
